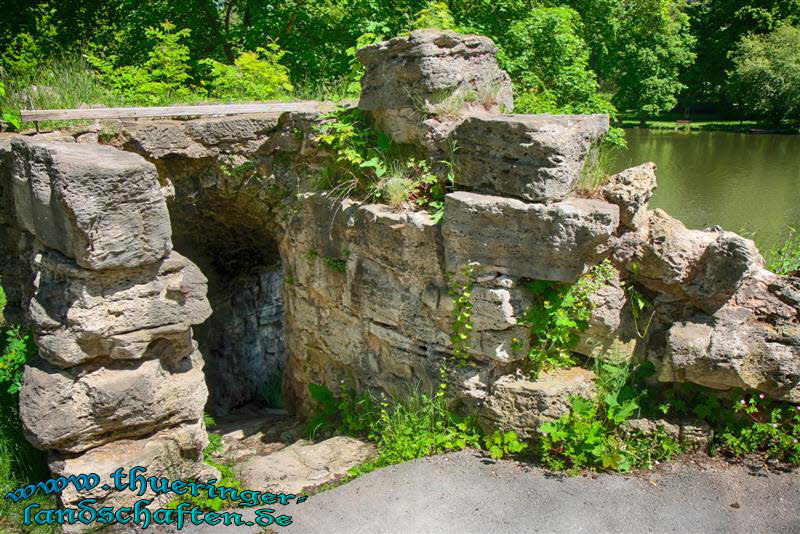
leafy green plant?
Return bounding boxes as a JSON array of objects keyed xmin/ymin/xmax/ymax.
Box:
[
  {"xmin": 316, "ymin": 106, "xmax": 390, "ymax": 199},
  {"xmin": 0, "ymin": 328, "xmax": 34, "ymax": 395},
  {"xmin": 379, "ymin": 157, "xmax": 449, "ymax": 220},
  {"xmin": 0, "ymin": 82, "xmax": 21, "ymax": 131},
  {"xmin": 0, "ymin": 285, "xmax": 54, "ymax": 533},
  {"xmin": 766, "ymin": 227, "xmax": 800, "ymax": 275},
  {"xmin": 660, "ymin": 384, "xmax": 800, "ymax": 466},
  {"xmin": 201, "ymin": 43, "xmax": 293, "ymax": 100},
  {"xmin": 483, "ymin": 430, "xmax": 527, "ymax": 459},
  {"xmin": 410, "ymin": 2, "xmax": 458, "ymax": 31},
  {"xmin": 0, "ymin": 286, "xmax": 36, "ymax": 396},
  {"xmin": 714, "ymin": 393, "xmax": 800, "ymax": 464},
  {"xmin": 448, "ymin": 263, "xmax": 476, "ymax": 363},
  {"xmin": 88, "ymin": 22, "xmax": 198, "ymax": 105},
  {"xmin": 621, "ymin": 263, "xmax": 656, "ymax": 339},
  {"xmin": 305, "ymin": 248, "xmax": 349, "ymax": 273},
  {"xmin": 315, "ymin": 106, "xmax": 453, "ymax": 221},
  {"xmin": 517, "ymin": 260, "xmax": 615, "ymax": 378},
  {"xmin": 323, "ymin": 251, "xmax": 349, "ymax": 273},
  {"xmin": 343, "ymin": 32, "xmax": 384, "ymax": 97},
  {"xmin": 538, "ymin": 361, "xmax": 681, "ymax": 473}
]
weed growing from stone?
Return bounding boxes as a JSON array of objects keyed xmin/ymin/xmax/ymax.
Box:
[
  {"xmin": 305, "ymin": 248, "xmax": 349, "ymax": 273},
  {"xmin": 660, "ymin": 385, "xmax": 800, "ymax": 465},
  {"xmin": 766, "ymin": 226, "xmax": 800, "ymax": 275},
  {"xmin": 447, "ymin": 263, "xmax": 477, "ymax": 364},
  {"xmin": 314, "ymin": 106, "xmax": 453, "ymax": 222},
  {"xmin": 537, "ymin": 361, "xmax": 683, "ymax": 473},
  {"xmin": 622, "ymin": 262, "xmax": 656, "ymax": 339},
  {"xmin": 540, "ymin": 367, "xmax": 800, "ymax": 475},
  {"xmin": 304, "ymin": 380, "xmax": 483, "ymax": 474},
  {"xmin": 516, "ymin": 260, "xmax": 615, "ymax": 378}
]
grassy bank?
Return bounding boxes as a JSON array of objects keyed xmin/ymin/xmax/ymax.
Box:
[{"xmin": 616, "ymin": 112, "xmax": 798, "ymax": 134}]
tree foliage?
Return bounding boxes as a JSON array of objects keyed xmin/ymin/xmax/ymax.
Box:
[
  {"xmin": 87, "ymin": 22, "xmax": 196, "ymax": 105},
  {"xmin": 500, "ymin": 7, "xmax": 615, "ymax": 116},
  {"xmin": 727, "ymin": 25, "xmax": 800, "ymax": 124},
  {"xmin": 0, "ymin": 0, "xmax": 796, "ymax": 122},
  {"xmin": 683, "ymin": 0, "xmax": 800, "ymax": 112}
]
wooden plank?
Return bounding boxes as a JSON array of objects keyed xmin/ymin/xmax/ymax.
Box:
[{"xmin": 20, "ymin": 101, "xmax": 336, "ymax": 122}]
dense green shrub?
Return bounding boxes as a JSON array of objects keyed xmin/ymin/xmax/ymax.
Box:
[
  {"xmin": 201, "ymin": 44, "xmax": 293, "ymax": 101},
  {"xmin": 88, "ymin": 22, "xmax": 198, "ymax": 105}
]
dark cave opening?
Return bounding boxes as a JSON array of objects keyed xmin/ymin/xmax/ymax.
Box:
[{"xmin": 169, "ymin": 201, "xmax": 287, "ymax": 417}]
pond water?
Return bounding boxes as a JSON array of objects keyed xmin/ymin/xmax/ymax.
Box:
[{"xmin": 611, "ymin": 129, "xmax": 800, "ymax": 251}]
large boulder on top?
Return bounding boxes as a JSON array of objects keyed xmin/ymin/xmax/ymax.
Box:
[
  {"xmin": 357, "ymin": 29, "xmax": 513, "ymax": 114},
  {"xmin": 442, "ymin": 191, "xmax": 619, "ymax": 281},
  {"xmin": 9, "ymin": 138, "xmax": 172, "ymax": 270}
]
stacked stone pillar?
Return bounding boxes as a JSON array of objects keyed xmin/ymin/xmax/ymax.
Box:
[{"xmin": 5, "ymin": 138, "xmax": 212, "ymax": 509}]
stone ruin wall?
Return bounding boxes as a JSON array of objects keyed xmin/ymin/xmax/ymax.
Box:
[{"xmin": 1, "ymin": 30, "xmax": 799, "ymax": 510}]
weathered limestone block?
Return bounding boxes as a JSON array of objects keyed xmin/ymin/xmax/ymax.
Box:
[
  {"xmin": 685, "ymin": 232, "xmax": 764, "ymax": 312},
  {"xmin": 443, "ymin": 191, "xmax": 619, "ymax": 281},
  {"xmin": 629, "ymin": 210, "xmax": 762, "ymax": 310},
  {"xmin": 280, "ymin": 194, "xmax": 456, "ymax": 414},
  {"xmin": 114, "ymin": 105, "xmax": 333, "ymax": 161},
  {"xmin": 620, "ymin": 417, "xmax": 712, "ymax": 449},
  {"xmin": 471, "ymin": 287, "xmax": 517, "ymax": 330},
  {"xmin": 466, "ymin": 286, "xmax": 530, "ymax": 363},
  {"xmin": 357, "ymin": 29, "xmax": 512, "ymax": 114},
  {"xmin": 10, "ymin": 138, "xmax": 172, "ymax": 270},
  {"xmin": 479, "ymin": 368, "xmax": 597, "ymax": 439},
  {"xmin": 452, "ymin": 114, "xmax": 609, "ymax": 202},
  {"xmin": 348, "ymin": 203, "xmax": 445, "ymax": 280},
  {"xmin": 28, "ymin": 249, "xmax": 211, "ymax": 367},
  {"xmin": 237, "ymin": 437, "xmax": 376, "ymax": 494},
  {"xmin": 20, "ymin": 349, "xmax": 207, "ymax": 453},
  {"xmin": 49, "ymin": 421, "xmax": 207, "ymax": 509},
  {"xmin": 574, "ymin": 269, "xmax": 641, "ymax": 361},
  {"xmin": 635, "ymin": 209, "xmax": 714, "ymax": 290},
  {"xmin": 658, "ymin": 273, "xmax": 800, "ymax": 401},
  {"xmin": 600, "ymin": 162, "xmax": 657, "ymax": 229}
]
